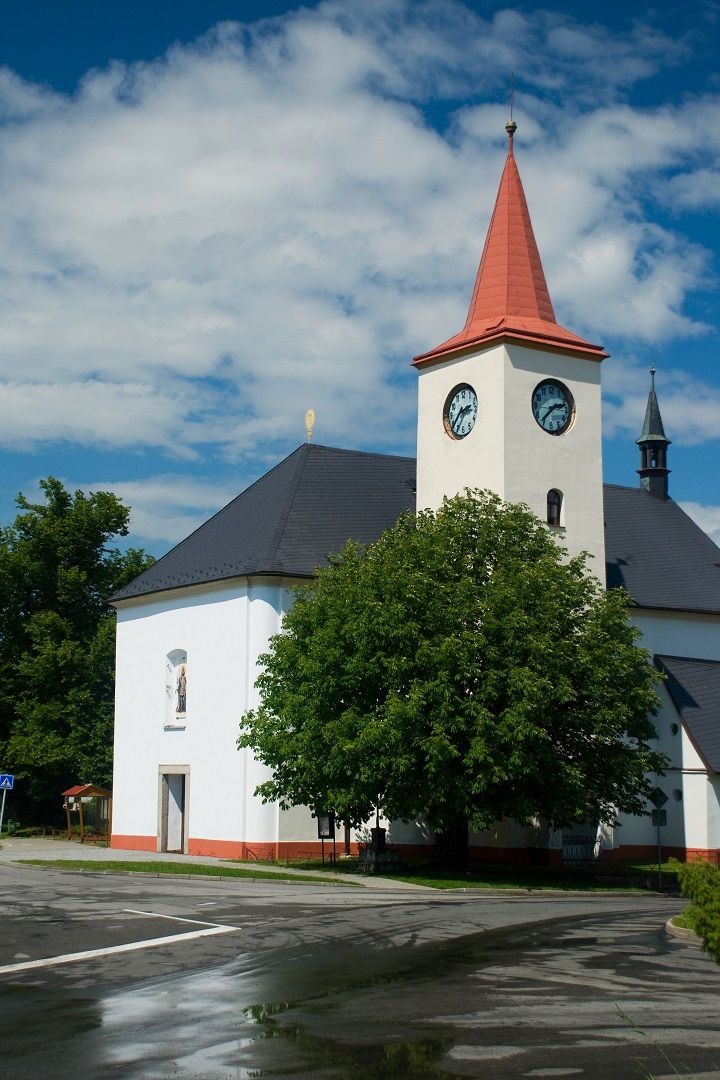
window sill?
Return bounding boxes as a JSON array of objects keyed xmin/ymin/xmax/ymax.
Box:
[{"xmin": 164, "ymin": 722, "xmax": 186, "ymax": 732}]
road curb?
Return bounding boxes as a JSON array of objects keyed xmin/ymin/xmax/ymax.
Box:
[
  {"xmin": 664, "ymin": 916, "xmax": 702, "ymax": 944},
  {"xmin": 5, "ymin": 861, "xmax": 683, "ymax": 898}
]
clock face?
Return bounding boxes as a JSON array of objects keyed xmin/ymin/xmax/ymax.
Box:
[
  {"xmin": 532, "ymin": 380, "xmax": 575, "ymax": 435},
  {"xmin": 443, "ymin": 384, "xmax": 478, "ymax": 440}
]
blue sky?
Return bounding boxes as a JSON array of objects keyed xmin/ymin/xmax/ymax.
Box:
[{"xmin": 1, "ymin": 0, "xmax": 719, "ymax": 552}]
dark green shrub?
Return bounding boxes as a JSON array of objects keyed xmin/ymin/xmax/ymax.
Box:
[{"xmin": 670, "ymin": 858, "xmax": 720, "ymax": 963}]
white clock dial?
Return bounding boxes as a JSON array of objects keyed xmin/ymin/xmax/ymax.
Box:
[
  {"xmin": 443, "ymin": 384, "xmax": 478, "ymax": 440},
  {"xmin": 532, "ymin": 380, "xmax": 574, "ymax": 435}
]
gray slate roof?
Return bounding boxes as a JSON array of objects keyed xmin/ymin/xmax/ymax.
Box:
[
  {"xmin": 655, "ymin": 656, "xmax": 720, "ymax": 772},
  {"xmin": 112, "ymin": 445, "xmax": 720, "ymax": 616},
  {"xmin": 112, "ymin": 444, "xmax": 416, "ymax": 601},
  {"xmin": 604, "ymin": 485, "xmax": 720, "ymax": 615}
]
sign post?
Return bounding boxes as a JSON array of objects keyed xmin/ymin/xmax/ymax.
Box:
[
  {"xmin": 649, "ymin": 786, "xmax": 668, "ymax": 891},
  {"xmin": 316, "ymin": 812, "xmax": 336, "ymax": 865},
  {"xmin": 0, "ymin": 774, "xmax": 15, "ymax": 837}
]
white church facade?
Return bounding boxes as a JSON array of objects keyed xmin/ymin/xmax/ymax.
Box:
[{"xmin": 110, "ymin": 123, "xmax": 720, "ymax": 865}]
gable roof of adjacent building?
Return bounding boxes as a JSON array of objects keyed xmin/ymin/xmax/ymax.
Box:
[
  {"xmin": 655, "ymin": 656, "xmax": 720, "ymax": 772},
  {"xmin": 604, "ymin": 484, "xmax": 720, "ymax": 615},
  {"xmin": 111, "ymin": 443, "xmax": 720, "ymax": 614}
]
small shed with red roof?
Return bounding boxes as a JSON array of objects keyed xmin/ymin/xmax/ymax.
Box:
[{"xmin": 62, "ymin": 784, "xmax": 112, "ymax": 843}]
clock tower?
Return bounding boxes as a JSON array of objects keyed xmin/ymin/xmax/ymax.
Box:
[{"xmin": 414, "ymin": 121, "xmax": 608, "ymax": 572}]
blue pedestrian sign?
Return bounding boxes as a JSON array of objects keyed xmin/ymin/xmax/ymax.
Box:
[{"xmin": 0, "ymin": 775, "xmax": 14, "ymax": 790}]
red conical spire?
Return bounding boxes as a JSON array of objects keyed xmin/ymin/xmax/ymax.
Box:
[{"xmin": 413, "ymin": 122, "xmax": 607, "ymax": 366}]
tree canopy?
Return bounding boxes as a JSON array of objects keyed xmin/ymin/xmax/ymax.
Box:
[
  {"xmin": 239, "ymin": 491, "xmax": 665, "ymax": 840},
  {"xmin": 0, "ymin": 478, "xmax": 153, "ymax": 821}
]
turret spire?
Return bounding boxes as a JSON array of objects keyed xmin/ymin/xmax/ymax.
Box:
[
  {"xmin": 413, "ymin": 121, "xmax": 607, "ymax": 366},
  {"xmin": 636, "ymin": 366, "xmax": 671, "ymax": 499}
]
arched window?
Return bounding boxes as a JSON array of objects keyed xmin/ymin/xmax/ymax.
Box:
[
  {"xmin": 165, "ymin": 649, "xmax": 187, "ymax": 729},
  {"xmin": 547, "ymin": 489, "xmax": 563, "ymax": 527}
]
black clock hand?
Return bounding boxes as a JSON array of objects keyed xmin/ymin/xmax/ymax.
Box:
[
  {"xmin": 453, "ymin": 404, "xmax": 471, "ymax": 430},
  {"xmin": 542, "ymin": 402, "xmax": 562, "ymax": 422}
]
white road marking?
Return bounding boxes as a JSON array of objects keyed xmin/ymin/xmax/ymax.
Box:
[
  {"xmin": 123, "ymin": 907, "xmax": 230, "ymax": 928},
  {"xmin": 0, "ymin": 911, "xmax": 240, "ymax": 975}
]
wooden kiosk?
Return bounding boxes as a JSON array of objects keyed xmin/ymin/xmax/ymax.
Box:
[{"xmin": 62, "ymin": 784, "xmax": 113, "ymax": 843}]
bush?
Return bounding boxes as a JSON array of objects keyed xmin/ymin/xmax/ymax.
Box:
[{"xmin": 670, "ymin": 858, "xmax": 720, "ymax": 963}]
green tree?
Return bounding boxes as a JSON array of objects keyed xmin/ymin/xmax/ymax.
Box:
[
  {"xmin": 239, "ymin": 491, "xmax": 665, "ymax": 854},
  {"xmin": 0, "ymin": 478, "xmax": 153, "ymax": 822}
]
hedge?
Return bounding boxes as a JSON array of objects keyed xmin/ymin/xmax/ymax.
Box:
[{"xmin": 670, "ymin": 858, "xmax": 720, "ymax": 963}]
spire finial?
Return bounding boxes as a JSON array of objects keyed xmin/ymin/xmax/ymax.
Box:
[
  {"xmin": 505, "ymin": 73, "xmax": 517, "ymax": 151},
  {"xmin": 649, "ymin": 365, "xmax": 656, "ymax": 391},
  {"xmin": 305, "ymin": 408, "xmax": 315, "ymax": 442}
]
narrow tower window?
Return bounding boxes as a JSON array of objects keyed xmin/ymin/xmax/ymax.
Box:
[{"xmin": 547, "ymin": 489, "xmax": 563, "ymax": 527}]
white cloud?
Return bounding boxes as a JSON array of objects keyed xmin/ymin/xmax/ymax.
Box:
[
  {"xmin": 603, "ymin": 362, "xmax": 720, "ymax": 447},
  {"xmin": 84, "ymin": 475, "xmax": 240, "ymax": 545},
  {"xmin": 659, "ymin": 168, "xmax": 720, "ymax": 210},
  {"xmin": 0, "ymin": 0, "xmax": 716, "ymax": 472},
  {"xmin": 679, "ymin": 501, "xmax": 720, "ymax": 548}
]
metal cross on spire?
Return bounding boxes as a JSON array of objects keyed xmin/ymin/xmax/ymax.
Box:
[{"xmin": 506, "ymin": 74, "xmax": 517, "ymax": 145}]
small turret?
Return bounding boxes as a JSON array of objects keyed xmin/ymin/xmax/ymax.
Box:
[{"xmin": 636, "ymin": 367, "xmax": 670, "ymax": 499}]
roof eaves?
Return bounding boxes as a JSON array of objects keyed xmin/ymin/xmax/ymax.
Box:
[
  {"xmin": 412, "ymin": 326, "xmax": 607, "ymax": 367},
  {"xmin": 111, "ymin": 566, "xmax": 316, "ymax": 605}
]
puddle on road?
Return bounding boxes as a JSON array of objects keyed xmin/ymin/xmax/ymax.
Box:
[
  {"xmin": 91, "ymin": 953, "xmax": 459, "ymax": 1078},
  {"xmin": 242, "ymin": 998, "xmax": 453, "ymax": 1078},
  {"xmin": 1, "ymin": 908, "xmax": 693, "ymax": 1079}
]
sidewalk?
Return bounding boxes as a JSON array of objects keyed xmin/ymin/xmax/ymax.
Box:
[{"xmin": 0, "ymin": 835, "xmax": 425, "ymax": 889}]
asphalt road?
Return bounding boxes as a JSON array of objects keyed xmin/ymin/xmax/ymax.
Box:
[{"xmin": 0, "ymin": 861, "xmax": 718, "ymax": 1079}]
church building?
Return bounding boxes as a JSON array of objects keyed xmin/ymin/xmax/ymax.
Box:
[{"xmin": 110, "ymin": 122, "xmax": 720, "ymax": 865}]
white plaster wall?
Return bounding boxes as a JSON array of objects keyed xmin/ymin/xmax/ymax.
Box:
[
  {"xmin": 240, "ymin": 582, "xmax": 284, "ymax": 843},
  {"xmin": 632, "ymin": 611, "xmax": 720, "ymax": 661},
  {"xmin": 416, "ymin": 342, "xmax": 605, "ymax": 572},
  {"xmin": 416, "ymin": 344, "xmax": 505, "ymax": 513},
  {"xmin": 279, "ymin": 804, "xmax": 317, "ymax": 842},
  {"xmin": 709, "ymin": 777, "xmax": 720, "ymax": 850},
  {"xmin": 611, "ymin": 609, "xmax": 720, "ymax": 852},
  {"xmin": 113, "ymin": 577, "xmax": 318, "ymax": 848},
  {"xmin": 503, "ymin": 344, "xmax": 604, "ymax": 572}
]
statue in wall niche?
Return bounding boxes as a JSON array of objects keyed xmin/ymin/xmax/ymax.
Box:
[{"xmin": 176, "ymin": 664, "xmax": 187, "ymax": 715}]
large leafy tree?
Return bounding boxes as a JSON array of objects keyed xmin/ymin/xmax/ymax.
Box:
[
  {"xmin": 0, "ymin": 478, "xmax": 153, "ymax": 822},
  {"xmin": 239, "ymin": 491, "xmax": 665, "ymax": 850}
]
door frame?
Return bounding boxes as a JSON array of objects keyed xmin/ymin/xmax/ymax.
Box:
[{"xmin": 157, "ymin": 764, "xmax": 190, "ymax": 854}]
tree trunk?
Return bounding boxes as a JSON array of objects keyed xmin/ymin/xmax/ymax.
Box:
[{"xmin": 435, "ymin": 816, "xmax": 469, "ymax": 869}]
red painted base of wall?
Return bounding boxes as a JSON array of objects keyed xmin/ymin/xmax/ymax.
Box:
[
  {"xmin": 188, "ymin": 838, "xmax": 360, "ymax": 860},
  {"xmin": 111, "ymin": 834, "xmax": 156, "ymax": 852},
  {"xmin": 110, "ymin": 835, "xmax": 359, "ymax": 860},
  {"xmin": 599, "ymin": 845, "xmax": 720, "ymax": 866},
  {"xmin": 110, "ymin": 834, "xmax": 720, "ymax": 867}
]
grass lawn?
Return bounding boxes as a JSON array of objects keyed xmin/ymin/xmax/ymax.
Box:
[
  {"xmin": 380, "ymin": 870, "xmax": 648, "ymax": 891},
  {"xmin": 16, "ymin": 859, "xmax": 355, "ymax": 886},
  {"xmin": 266, "ymin": 858, "xmax": 652, "ymax": 892},
  {"xmin": 13, "ymin": 856, "xmax": 674, "ymax": 892}
]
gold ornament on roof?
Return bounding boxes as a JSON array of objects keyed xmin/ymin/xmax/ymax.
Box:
[{"xmin": 305, "ymin": 409, "xmax": 315, "ymax": 442}]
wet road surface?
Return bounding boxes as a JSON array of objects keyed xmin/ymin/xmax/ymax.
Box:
[{"xmin": 0, "ymin": 862, "xmax": 718, "ymax": 1079}]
